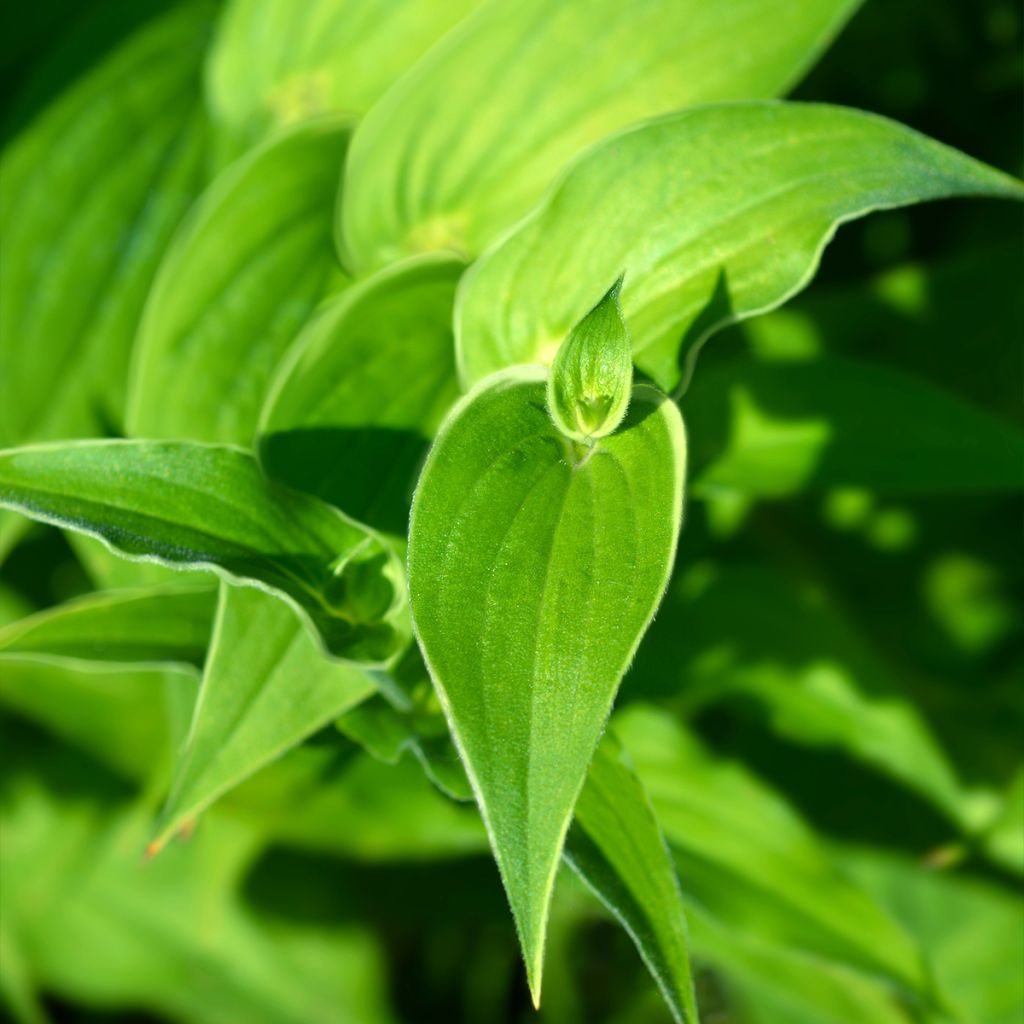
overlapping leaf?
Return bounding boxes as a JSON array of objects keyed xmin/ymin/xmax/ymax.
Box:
[
  {"xmin": 408, "ymin": 367, "xmax": 685, "ymax": 1000},
  {"xmin": 456, "ymin": 102, "xmax": 1024, "ymax": 390},
  {"xmin": 340, "ymin": 0, "xmax": 862, "ymax": 269},
  {"xmin": 0, "ymin": 440, "xmax": 408, "ymax": 662}
]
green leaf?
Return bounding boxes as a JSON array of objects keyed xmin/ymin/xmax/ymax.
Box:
[
  {"xmin": 0, "ymin": 583, "xmax": 216, "ymax": 670},
  {"xmin": 564, "ymin": 733, "xmax": 698, "ymax": 1024},
  {"xmin": 0, "ymin": 440, "xmax": 408, "ymax": 663},
  {"xmin": 128, "ymin": 119, "xmax": 351, "ymax": 445},
  {"xmin": 980, "ymin": 769, "xmax": 1024, "ymax": 875},
  {"xmin": 340, "ymin": 0, "xmax": 863, "ymax": 270},
  {"xmin": 408, "ymin": 367, "xmax": 685, "ymax": 1001},
  {"xmin": 614, "ymin": 706, "xmax": 935, "ymax": 1001},
  {"xmin": 259, "ymin": 254, "xmax": 464, "ymax": 536},
  {"xmin": 206, "ymin": 0, "xmax": 482, "ymax": 148},
  {"xmin": 0, "ymin": 3, "xmax": 213, "ymax": 447},
  {"xmin": 153, "ymin": 585, "xmax": 375, "ymax": 852},
  {"xmin": 0, "ymin": 659, "xmax": 194, "ymax": 782},
  {"xmin": 547, "ymin": 275, "xmax": 632, "ymax": 443},
  {"xmin": 455, "ymin": 102, "xmax": 1024, "ymax": 391},
  {"xmin": 685, "ymin": 354, "xmax": 1024, "ymax": 495}
]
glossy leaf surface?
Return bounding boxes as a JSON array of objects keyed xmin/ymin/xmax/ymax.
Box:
[
  {"xmin": 456, "ymin": 102, "xmax": 1024, "ymax": 390},
  {"xmin": 0, "ymin": 440, "xmax": 407, "ymax": 662},
  {"xmin": 408, "ymin": 367, "xmax": 685, "ymax": 1000},
  {"xmin": 341, "ymin": 0, "xmax": 862, "ymax": 269},
  {"xmin": 129, "ymin": 119, "xmax": 351, "ymax": 445}
]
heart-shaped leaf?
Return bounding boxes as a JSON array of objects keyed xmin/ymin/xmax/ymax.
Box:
[
  {"xmin": 0, "ymin": 440, "xmax": 408, "ymax": 663},
  {"xmin": 340, "ymin": 0, "xmax": 862, "ymax": 270},
  {"xmin": 456, "ymin": 102, "xmax": 1024, "ymax": 391},
  {"xmin": 408, "ymin": 366, "xmax": 685, "ymax": 1001}
]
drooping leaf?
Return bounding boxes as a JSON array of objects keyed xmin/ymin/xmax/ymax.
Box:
[
  {"xmin": 455, "ymin": 102, "xmax": 1024, "ymax": 391},
  {"xmin": 128, "ymin": 119, "xmax": 351, "ymax": 445},
  {"xmin": 153, "ymin": 585, "xmax": 375, "ymax": 852},
  {"xmin": 408, "ymin": 366, "xmax": 685, "ymax": 1000},
  {"xmin": 0, "ymin": 440, "xmax": 408, "ymax": 663},
  {"xmin": 0, "ymin": 3, "xmax": 213, "ymax": 448},
  {"xmin": 685, "ymin": 354, "xmax": 1024, "ymax": 495},
  {"xmin": 206, "ymin": 0, "xmax": 481, "ymax": 149},
  {"xmin": 340, "ymin": 0, "xmax": 863, "ymax": 270},
  {"xmin": 613, "ymin": 706, "xmax": 935, "ymax": 1002},
  {"xmin": 259, "ymin": 254, "xmax": 464, "ymax": 536},
  {"xmin": 564, "ymin": 733, "xmax": 698, "ymax": 1024},
  {"xmin": 0, "ymin": 583, "xmax": 216, "ymax": 670}
]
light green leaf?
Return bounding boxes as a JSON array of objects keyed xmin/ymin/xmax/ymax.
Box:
[
  {"xmin": 0, "ymin": 440, "xmax": 408, "ymax": 663},
  {"xmin": 685, "ymin": 354, "xmax": 1024, "ymax": 495},
  {"xmin": 0, "ymin": 659, "xmax": 195, "ymax": 783},
  {"xmin": 408, "ymin": 367, "xmax": 685, "ymax": 1001},
  {"xmin": 455, "ymin": 102, "xmax": 1024, "ymax": 391},
  {"xmin": 0, "ymin": 3, "xmax": 213, "ymax": 448},
  {"xmin": 259, "ymin": 254, "xmax": 464, "ymax": 536},
  {"xmin": 564, "ymin": 733, "xmax": 698, "ymax": 1024},
  {"xmin": 153, "ymin": 585, "xmax": 375, "ymax": 852},
  {"xmin": 128, "ymin": 119, "xmax": 351, "ymax": 445},
  {"xmin": 206, "ymin": 0, "xmax": 481, "ymax": 148},
  {"xmin": 980, "ymin": 769, "xmax": 1024, "ymax": 875},
  {"xmin": 340, "ymin": 0, "xmax": 863, "ymax": 270},
  {"xmin": 0, "ymin": 583, "xmax": 216, "ymax": 671},
  {"xmin": 614, "ymin": 706, "xmax": 935, "ymax": 1002}
]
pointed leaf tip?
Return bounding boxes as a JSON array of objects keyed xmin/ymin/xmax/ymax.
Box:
[{"xmin": 547, "ymin": 274, "xmax": 632, "ymax": 443}]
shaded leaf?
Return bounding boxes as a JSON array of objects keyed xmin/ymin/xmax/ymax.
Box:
[
  {"xmin": 340, "ymin": 0, "xmax": 863, "ymax": 269},
  {"xmin": 0, "ymin": 440, "xmax": 408, "ymax": 662},
  {"xmin": 455, "ymin": 102, "xmax": 1024, "ymax": 391},
  {"xmin": 408, "ymin": 367, "xmax": 685, "ymax": 1000},
  {"xmin": 128, "ymin": 119, "xmax": 351, "ymax": 445}
]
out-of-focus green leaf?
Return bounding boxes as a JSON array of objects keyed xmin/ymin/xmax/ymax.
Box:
[
  {"xmin": 206, "ymin": 0, "xmax": 481, "ymax": 149},
  {"xmin": 0, "ymin": 3, "xmax": 213, "ymax": 448},
  {"xmin": 842, "ymin": 850, "xmax": 1024, "ymax": 1024},
  {"xmin": 456, "ymin": 103, "xmax": 1024, "ymax": 391},
  {"xmin": 154, "ymin": 585, "xmax": 375, "ymax": 852},
  {"xmin": 340, "ymin": 0, "xmax": 863, "ymax": 270},
  {"xmin": 0, "ymin": 659, "xmax": 194, "ymax": 782},
  {"xmin": 408, "ymin": 367, "xmax": 685, "ymax": 1002},
  {"xmin": 685, "ymin": 354, "xmax": 1024, "ymax": 495},
  {"xmin": 0, "ymin": 781, "xmax": 397, "ymax": 1024},
  {"xmin": 0, "ymin": 440, "xmax": 408, "ymax": 663},
  {"xmin": 981, "ymin": 770, "xmax": 1024, "ymax": 874},
  {"xmin": 629, "ymin": 563, "xmax": 972, "ymax": 829},
  {"xmin": 614, "ymin": 706, "xmax": 934, "ymax": 1002},
  {"xmin": 0, "ymin": 583, "xmax": 215, "ymax": 670},
  {"xmin": 564, "ymin": 734, "xmax": 698, "ymax": 1024},
  {"xmin": 128, "ymin": 119, "xmax": 350, "ymax": 445},
  {"xmin": 0, "ymin": 582, "xmax": 32, "ymax": 628},
  {"xmin": 259, "ymin": 254, "xmax": 463, "ymax": 536},
  {"xmin": 0, "ymin": 912, "xmax": 46, "ymax": 1024}
]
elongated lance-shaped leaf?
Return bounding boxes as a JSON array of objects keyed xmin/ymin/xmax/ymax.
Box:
[
  {"xmin": 259, "ymin": 254, "xmax": 464, "ymax": 537},
  {"xmin": 547, "ymin": 275, "xmax": 632, "ymax": 443},
  {"xmin": 0, "ymin": 3, "xmax": 213, "ymax": 449},
  {"xmin": 340, "ymin": 0, "xmax": 862, "ymax": 270},
  {"xmin": 128, "ymin": 119, "xmax": 351, "ymax": 445},
  {"xmin": 408, "ymin": 366, "xmax": 686, "ymax": 1002},
  {"xmin": 456, "ymin": 102, "xmax": 1024, "ymax": 391},
  {"xmin": 153, "ymin": 585, "xmax": 375, "ymax": 852},
  {"xmin": 0, "ymin": 440, "xmax": 408, "ymax": 664},
  {"xmin": 207, "ymin": 0, "xmax": 482, "ymax": 150},
  {"xmin": 565, "ymin": 733, "xmax": 699, "ymax": 1024},
  {"xmin": 0, "ymin": 583, "xmax": 216, "ymax": 671}
]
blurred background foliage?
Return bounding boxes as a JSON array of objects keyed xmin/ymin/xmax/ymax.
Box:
[{"xmin": 0, "ymin": 1, "xmax": 1021, "ymax": 1022}]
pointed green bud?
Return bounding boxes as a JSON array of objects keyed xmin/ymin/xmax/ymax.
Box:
[{"xmin": 546, "ymin": 275, "xmax": 632, "ymax": 443}]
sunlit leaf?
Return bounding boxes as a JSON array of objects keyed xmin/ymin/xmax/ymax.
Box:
[
  {"xmin": 408, "ymin": 367, "xmax": 685, "ymax": 1000},
  {"xmin": 153, "ymin": 585, "xmax": 375, "ymax": 851},
  {"xmin": 340, "ymin": 0, "xmax": 863, "ymax": 270},
  {"xmin": 456, "ymin": 102, "xmax": 1024, "ymax": 390},
  {"xmin": 0, "ymin": 3, "xmax": 213, "ymax": 448},
  {"xmin": 0, "ymin": 440, "xmax": 408, "ymax": 663},
  {"xmin": 128, "ymin": 119, "xmax": 351, "ymax": 445},
  {"xmin": 0, "ymin": 583, "xmax": 215, "ymax": 670}
]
